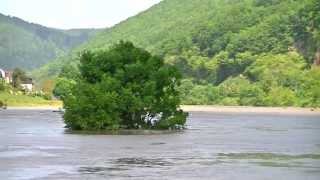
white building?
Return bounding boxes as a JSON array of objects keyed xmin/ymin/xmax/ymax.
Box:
[
  {"xmin": 0, "ymin": 68, "xmax": 5, "ymax": 79},
  {"xmin": 21, "ymin": 78, "xmax": 34, "ymax": 92},
  {"xmin": 0, "ymin": 68, "xmax": 32, "ymax": 91},
  {"xmin": 0, "ymin": 68, "xmax": 12, "ymax": 83}
]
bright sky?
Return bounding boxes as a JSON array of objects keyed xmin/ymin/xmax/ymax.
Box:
[{"xmin": 0, "ymin": 0, "xmax": 162, "ymax": 29}]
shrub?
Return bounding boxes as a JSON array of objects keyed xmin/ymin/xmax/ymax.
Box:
[
  {"xmin": 53, "ymin": 78, "xmax": 76, "ymax": 100},
  {"xmin": 263, "ymin": 87, "xmax": 299, "ymax": 106},
  {"xmin": 219, "ymin": 97, "xmax": 239, "ymax": 106},
  {"xmin": 0, "ymin": 79, "xmax": 6, "ymax": 91},
  {"xmin": 299, "ymin": 67, "xmax": 320, "ymax": 107},
  {"xmin": 63, "ymin": 41, "xmax": 188, "ymax": 131}
]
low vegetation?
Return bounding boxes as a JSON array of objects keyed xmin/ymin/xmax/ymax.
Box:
[
  {"xmin": 178, "ymin": 52, "xmax": 320, "ymax": 107},
  {"xmin": 0, "ymin": 92, "xmax": 61, "ymax": 107}
]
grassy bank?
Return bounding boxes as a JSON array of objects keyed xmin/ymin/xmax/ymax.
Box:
[{"xmin": 0, "ymin": 92, "xmax": 62, "ymax": 107}]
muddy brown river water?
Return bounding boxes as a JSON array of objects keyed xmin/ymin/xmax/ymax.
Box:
[{"xmin": 0, "ymin": 109, "xmax": 320, "ymax": 180}]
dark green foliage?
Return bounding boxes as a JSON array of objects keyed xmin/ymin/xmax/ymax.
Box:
[
  {"xmin": 58, "ymin": 64, "xmax": 80, "ymax": 80},
  {"xmin": 0, "ymin": 99, "xmax": 4, "ymax": 108},
  {"xmin": 178, "ymin": 79, "xmax": 222, "ymax": 105},
  {"xmin": 299, "ymin": 68, "xmax": 320, "ymax": 107},
  {"xmin": 0, "ymin": 13, "xmax": 100, "ymax": 70},
  {"xmin": 12, "ymin": 68, "xmax": 28, "ymax": 88},
  {"xmin": 53, "ymin": 64, "xmax": 79, "ymax": 99},
  {"xmin": 63, "ymin": 42, "xmax": 187, "ymax": 130},
  {"xmin": 253, "ymin": 0, "xmax": 280, "ymax": 7},
  {"xmin": 263, "ymin": 87, "xmax": 299, "ymax": 107},
  {"xmin": 0, "ymin": 78, "xmax": 12, "ymax": 93},
  {"xmin": 245, "ymin": 52, "xmax": 306, "ymax": 88},
  {"xmin": 0, "ymin": 79, "xmax": 6, "ymax": 91},
  {"xmin": 215, "ymin": 52, "xmax": 256, "ymax": 84},
  {"xmin": 53, "ymin": 78, "xmax": 76, "ymax": 100},
  {"xmin": 292, "ymin": 0, "xmax": 320, "ymax": 64}
]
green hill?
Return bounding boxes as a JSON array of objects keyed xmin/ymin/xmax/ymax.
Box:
[
  {"xmin": 0, "ymin": 13, "xmax": 100, "ymax": 70},
  {"xmin": 36, "ymin": 0, "xmax": 320, "ymax": 107}
]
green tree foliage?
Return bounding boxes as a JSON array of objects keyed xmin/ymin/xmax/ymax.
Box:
[
  {"xmin": 58, "ymin": 64, "xmax": 80, "ymax": 80},
  {"xmin": 63, "ymin": 42, "xmax": 187, "ymax": 131},
  {"xmin": 178, "ymin": 79, "xmax": 221, "ymax": 105},
  {"xmin": 218, "ymin": 76, "xmax": 265, "ymax": 106},
  {"xmin": 0, "ymin": 79, "xmax": 6, "ymax": 91},
  {"xmin": 52, "ymin": 64, "xmax": 79, "ymax": 100},
  {"xmin": 53, "ymin": 78, "xmax": 76, "ymax": 100},
  {"xmin": 245, "ymin": 52, "xmax": 306, "ymax": 90},
  {"xmin": 215, "ymin": 51, "xmax": 256, "ymax": 84},
  {"xmin": 12, "ymin": 68, "xmax": 28, "ymax": 88},
  {"xmin": 299, "ymin": 68, "xmax": 320, "ymax": 107},
  {"xmin": 292, "ymin": 0, "xmax": 320, "ymax": 63},
  {"xmin": 243, "ymin": 52, "xmax": 319, "ymax": 107},
  {"xmin": 37, "ymin": 0, "xmax": 305, "ymax": 78},
  {"xmin": 37, "ymin": 0, "xmax": 320, "ymax": 107},
  {"xmin": 263, "ymin": 87, "xmax": 299, "ymax": 107}
]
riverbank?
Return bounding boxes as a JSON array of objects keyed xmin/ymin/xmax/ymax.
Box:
[
  {"xmin": 181, "ymin": 105, "xmax": 320, "ymax": 115},
  {"xmin": 5, "ymin": 105, "xmax": 320, "ymax": 115},
  {"xmin": 6, "ymin": 106, "xmax": 62, "ymax": 110},
  {"xmin": 0, "ymin": 92, "xmax": 62, "ymax": 108}
]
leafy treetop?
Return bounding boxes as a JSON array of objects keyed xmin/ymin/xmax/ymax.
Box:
[{"xmin": 63, "ymin": 41, "xmax": 188, "ymax": 131}]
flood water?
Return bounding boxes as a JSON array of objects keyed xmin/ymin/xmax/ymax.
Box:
[{"xmin": 0, "ymin": 109, "xmax": 319, "ymax": 180}]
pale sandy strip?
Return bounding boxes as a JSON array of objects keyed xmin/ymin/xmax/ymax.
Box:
[
  {"xmin": 5, "ymin": 105, "xmax": 320, "ymax": 115},
  {"xmin": 7, "ymin": 106, "xmax": 61, "ymax": 111},
  {"xmin": 180, "ymin": 105, "xmax": 320, "ymax": 115}
]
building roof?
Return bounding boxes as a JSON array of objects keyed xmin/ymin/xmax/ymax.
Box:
[{"xmin": 21, "ymin": 78, "xmax": 33, "ymax": 84}]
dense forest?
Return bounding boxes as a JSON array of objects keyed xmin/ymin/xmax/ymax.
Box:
[
  {"xmin": 0, "ymin": 13, "xmax": 100, "ymax": 70},
  {"xmin": 36, "ymin": 0, "xmax": 319, "ymax": 107}
]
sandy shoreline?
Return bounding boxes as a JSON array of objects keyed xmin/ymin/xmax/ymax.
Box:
[
  {"xmin": 6, "ymin": 106, "xmax": 62, "ymax": 111},
  {"xmin": 4, "ymin": 105, "xmax": 320, "ymax": 115},
  {"xmin": 181, "ymin": 105, "xmax": 320, "ymax": 115}
]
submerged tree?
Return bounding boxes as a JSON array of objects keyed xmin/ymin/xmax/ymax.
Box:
[{"xmin": 63, "ymin": 41, "xmax": 188, "ymax": 131}]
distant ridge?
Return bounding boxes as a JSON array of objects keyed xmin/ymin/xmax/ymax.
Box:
[
  {"xmin": 33, "ymin": 0, "xmax": 320, "ymax": 107},
  {"xmin": 0, "ymin": 13, "xmax": 101, "ymax": 70},
  {"xmin": 35, "ymin": 0, "xmax": 319, "ymax": 81}
]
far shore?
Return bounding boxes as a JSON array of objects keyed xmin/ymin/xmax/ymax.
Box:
[
  {"xmin": 181, "ymin": 105, "xmax": 320, "ymax": 115},
  {"xmin": 6, "ymin": 106, "xmax": 62, "ymax": 111},
  {"xmin": 4, "ymin": 105, "xmax": 320, "ymax": 115}
]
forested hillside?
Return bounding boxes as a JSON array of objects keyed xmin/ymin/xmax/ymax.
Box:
[
  {"xmin": 36, "ymin": 0, "xmax": 320, "ymax": 107},
  {"xmin": 0, "ymin": 13, "xmax": 100, "ymax": 70}
]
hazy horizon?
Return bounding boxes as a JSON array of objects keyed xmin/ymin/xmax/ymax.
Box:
[{"xmin": 0, "ymin": 0, "xmax": 162, "ymax": 29}]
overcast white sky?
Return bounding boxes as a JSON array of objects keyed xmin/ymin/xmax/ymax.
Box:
[{"xmin": 0, "ymin": 0, "xmax": 162, "ymax": 29}]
